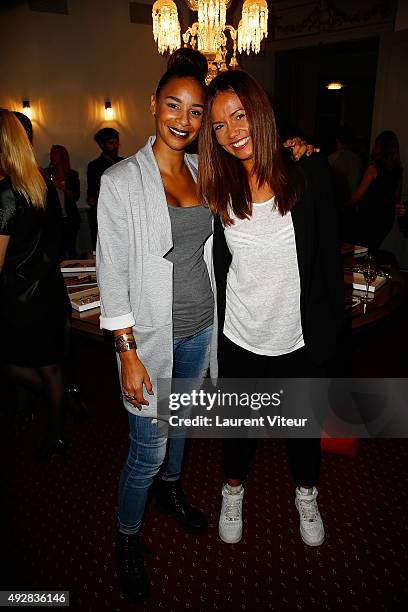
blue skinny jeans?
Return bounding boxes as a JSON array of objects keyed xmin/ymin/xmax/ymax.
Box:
[{"xmin": 117, "ymin": 325, "xmax": 212, "ymax": 534}]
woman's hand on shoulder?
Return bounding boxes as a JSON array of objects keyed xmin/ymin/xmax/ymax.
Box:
[
  {"xmin": 120, "ymin": 350, "xmax": 154, "ymax": 409},
  {"xmin": 283, "ymin": 136, "xmax": 320, "ymax": 161}
]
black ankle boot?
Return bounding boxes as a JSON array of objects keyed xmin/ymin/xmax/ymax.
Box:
[
  {"xmin": 155, "ymin": 480, "xmax": 208, "ymax": 533},
  {"xmin": 116, "ymin": 531, "xmax": 149, "ymax": 602}
]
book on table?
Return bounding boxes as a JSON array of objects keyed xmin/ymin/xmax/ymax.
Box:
[
  {"xmin": 69, "ymin": 287, "xmax": 100, "ymax": 312},
  {"xmin": 77, "ymin": 307, "xmax": 101, "ymax": 319},
  {"xmin": 64, "ymin": 273, "xmax": 97, "ymax": 288},
  {"xmin": 61, "ymin": 259, "xmax": 96, "ymax": 273},
  {"xmin": 344, "ymin": 271, "xmax": 387, "ymax": 293},
  {"xmin": 341, "ymin": 243, "xmax": 368, "ymax": 257}
]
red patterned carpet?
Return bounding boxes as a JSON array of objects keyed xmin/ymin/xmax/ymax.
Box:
[{"xmin": 2, "ymin": 312, "xmax": 408, "ymax": 611}]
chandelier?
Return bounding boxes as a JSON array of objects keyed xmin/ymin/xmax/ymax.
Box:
[
  {"xmin": 152, "ymin": 0, "xmax": 181, "ymax": 54},
  {"xmin": 152, "ymin": 0, "xmax": 269, "ymax": 78}
]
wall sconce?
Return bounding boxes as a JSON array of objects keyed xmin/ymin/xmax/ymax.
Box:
[
  {"xmin": 22, "ymin": 99, "xmax": 33, "ymax": 120},
  {"xmin": 104, "ymin": 99, "xmax": 113, "ymax": 121},
  {"xmin": 325, "ymin": 82, "xmax": 344, "ymax": 91}
]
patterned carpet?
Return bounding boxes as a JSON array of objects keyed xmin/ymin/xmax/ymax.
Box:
[{"xmin": 2, "ymin": 315, "xmax": 408, "ymax": 611}]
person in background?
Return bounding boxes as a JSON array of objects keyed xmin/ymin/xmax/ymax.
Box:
[
  {"xmin": 44, "ymin": 145, "xmax": 80, "ymax": 259},
  {"xmin": 12, "ymin": 111, "xmax": 33, "ymax": 143},
  {"xmin": 198, "ymin": 69, "xmax": 345, "ymax": 548},
  {"xmin": 87, "ymin": 128, "xmax": 123, "ymax": 249},
  {"xmin": 12, "ymin": 113, "xmax": 87, "ymax": 433},
  {"xmin": 329, "ymin": 125, "xmax": 363, "ymax": 198},
  {"xmin": 0, "ymin": 109, "xmax": 71, "ymax": 461},
  {"xmin": 351, "ymin": 130, "xmax": 403, "ymax": 250},
  {"xmin": 329, "ymin": 126, "xmax": 363, "ymax": 240}
]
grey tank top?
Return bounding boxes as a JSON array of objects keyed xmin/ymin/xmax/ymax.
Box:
[{"xmin": 165, "ymin": 204, "xmax": 214, "ymax": 338}]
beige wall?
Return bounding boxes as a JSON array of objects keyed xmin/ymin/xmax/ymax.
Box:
[
  {"xmin": 1, "ymin": 2, "xmax": 407, "ymax": 196},
  {"xmin": 0, "ymin": 0, "xmax": 167, "ymax": 208}
]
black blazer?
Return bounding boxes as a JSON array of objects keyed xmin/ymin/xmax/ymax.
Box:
[{"xmin": 213, "ymin": 155, "xmax": 346, "ymax": 367}]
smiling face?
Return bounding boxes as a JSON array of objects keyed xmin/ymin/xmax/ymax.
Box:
[
  {"xmin": 151, "ymin": 76, "xmax": 205, "ymax": 152},
  {"xmin": 211, "ymin": 91, "xmax": 253, "ymax": 164}
]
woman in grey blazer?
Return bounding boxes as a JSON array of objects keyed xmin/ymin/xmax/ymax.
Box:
[{"xmin": 96, "ymin": 49, "xmax": 217, "ymax": 602}]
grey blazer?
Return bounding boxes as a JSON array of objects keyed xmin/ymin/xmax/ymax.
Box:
[{"xmin": 96, "ymin": 136, "xmax": 218, "ymax": 417}]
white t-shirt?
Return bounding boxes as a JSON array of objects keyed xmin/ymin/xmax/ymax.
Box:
[{"xmin": 223, "ymin": 196, "xmax": 304, "ymax": 356}]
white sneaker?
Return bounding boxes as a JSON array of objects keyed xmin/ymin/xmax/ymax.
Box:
[
  {"xmin": 295, "ymin": 486, "xmax": 325, "ymax": 546},
  {"xmin": 218, "ymin": 484, "xmax": 244, "ymax": 544}
]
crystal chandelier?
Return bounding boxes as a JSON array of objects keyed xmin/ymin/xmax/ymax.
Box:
[
  {"xmin": 152, "ymin": 0, "xmax": 181, "ymax": 54},
  {"xmin": 238, "ymin": 0, "xmax": 269, "ymax": 54},
  {"xmin": 152, "ymin": 0, "xmax": 269, "ymax": 78}
]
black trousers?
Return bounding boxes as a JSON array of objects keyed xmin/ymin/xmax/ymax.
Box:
[{"xmin": 219, "ymin": 335, "xmax": 326, "ymax": 487}]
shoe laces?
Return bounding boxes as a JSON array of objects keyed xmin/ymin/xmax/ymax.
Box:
[
  {"xmin": 298, "ymin": 494, "xmax": 319, "ymax": 522},
  {"xmin": 224, "ymin": 495, "xmax": 242, "ymax": 521}
]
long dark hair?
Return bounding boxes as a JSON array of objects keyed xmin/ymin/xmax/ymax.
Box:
[
  {"xmin": 51, "ymin": 144, "xmax": 71, "ymax": 177},
  {"xmin": 371, "ymin": 130, "xmax": 402, "ymax": 171},
  {"xmin": 198, "ymin": 70, "xmax": 300, "ymax": 225}
]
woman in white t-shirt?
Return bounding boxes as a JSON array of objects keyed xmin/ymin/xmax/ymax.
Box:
[{"xmin": 198, "ymin": 70, "xmax": 345, "ymax": 548}]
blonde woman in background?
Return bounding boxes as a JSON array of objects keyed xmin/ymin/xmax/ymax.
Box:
[{"xmin": 0, "ymin": 108, "xmax": 71, "ymax": 461}]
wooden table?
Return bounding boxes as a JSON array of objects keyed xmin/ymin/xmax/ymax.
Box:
[
  {"xmin": 68, "ymin": 251, "xmax": 406, "ymax": 340},
  {"xmin": 70, "ymin": 306, "xmax": 104, "ymax": 340}
]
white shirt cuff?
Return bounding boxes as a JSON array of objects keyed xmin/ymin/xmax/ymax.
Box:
[{"xmin": 100, "ymin": 311, "xmax": 135, "ymax": 331}]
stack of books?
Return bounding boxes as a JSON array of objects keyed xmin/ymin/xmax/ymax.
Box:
[{"xmin": 61, "ymin": 260, "xmax": 100, "ymax": 312}]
